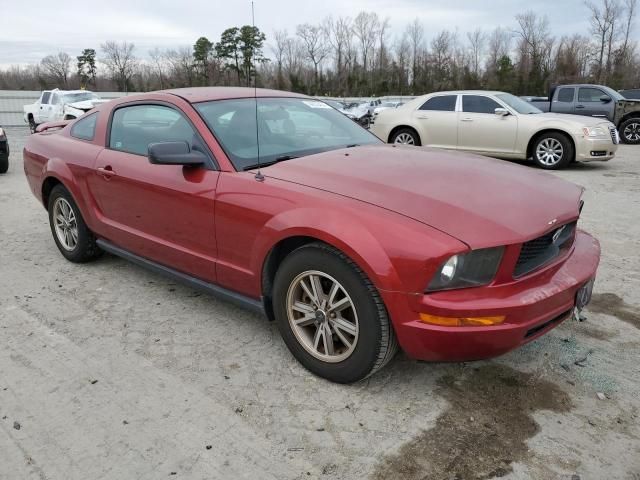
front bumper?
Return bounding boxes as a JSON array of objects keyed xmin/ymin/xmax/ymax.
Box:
[
  {"xmin": 383, "ymin": 230, "xmax": 600, "ymax": 361},
  {"xmin": 575, "ymin": 136, "xmax": 617, "ymax": 162}
]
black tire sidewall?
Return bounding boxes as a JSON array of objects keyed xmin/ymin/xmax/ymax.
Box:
[
  {"xmin": 533, "ymin": 133, "xmax": 573, "ymax": 169},
  {"xmin": 273, "ymin": 245, "xmax": 384, "ymax": 383},
  {"xmin": 48, "ymin": 185, "xmax": 99, "ymax": 263},
  {"xmin": 620, "ymin": 118, "xmax": 640, "ymax": 145},
  {"xmin": 0, "ymin": 155, "xmax": 8, "ymax": 174},
  {"xmin": 391, "ymin": 128, "xmax": 421, "ymax": 146}
]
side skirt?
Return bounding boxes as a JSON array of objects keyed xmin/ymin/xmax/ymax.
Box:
[{"xmin": 96, "ymin": 239, "xmax": 266, "ymax": 317}]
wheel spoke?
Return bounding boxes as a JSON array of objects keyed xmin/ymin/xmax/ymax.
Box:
[
  {"xmin": 309, "ymin": 274, "xmax": 325, "ymax": 305},
  {"xmin": 294, "ymin": 313, "xmax": 316, "ymax": 327},
  {"xmin": 299, "ymin": 277, "xmax": 319, "ymax": 306},
  {"xmin": 331, "ymin": 316, "xmax": 357, "ymax": 336},
  {"xmin": 321, "ymin": 323, "xmax": 334, "ymax": 355},
  {"xmin": 332, "ymin": 323, "xmax": 353, "ymax": 349}
]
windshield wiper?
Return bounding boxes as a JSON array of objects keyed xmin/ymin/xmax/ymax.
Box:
[
  {"xmin": 346, "ymin": 144, "xmax": 360, "ymax": 148},
  {"xmin": 242, "ymin": 155, "xmax": 299, "ymax": 171}
]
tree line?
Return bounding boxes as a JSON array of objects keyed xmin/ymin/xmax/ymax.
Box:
[{"xmin": 0, "ymin": 0, "xmax": 637, "ymax": 97}]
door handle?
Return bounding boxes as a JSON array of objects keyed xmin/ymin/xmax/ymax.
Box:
[
  {"xmin": 461, "ymin": 118, "xmax": 473, "ymax": 122},
  {"xmin": 97, "ymin": 166, "xmax": 116, "ymax": 179},
  {"xmin": 575, "ymin": 105, "xmax": 585, "ymax": 109}
]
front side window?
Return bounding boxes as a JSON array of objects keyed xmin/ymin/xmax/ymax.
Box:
[
  {"xmin": 195, "ymin": 98, "xmax": 380, "ymax": 170},
  {"xmin": 557, "ymin": 88, "xmax": 575, "ymax": 103},
  {"xmin": 462, "ymin": 95, "xmax": 502, "ymax": 114},
  {"xmin": 41, "ymin": 92, "xmax": 51, "ymax": 104},
  {"xmin": 70, "ymin": 112, "xmax": 97, "ymax": 141},
  {"xmin": 578, "ymin": 87, "xmax": 607, "ymax": 103},
  {"xmin": 419, "ymin": 95, "xmax": 457, "ymax": 112},
  {"xmin": 109, "ymin": 104, "xmax": 202, "ymax": 156}
]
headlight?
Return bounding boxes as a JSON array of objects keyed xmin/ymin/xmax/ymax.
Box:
[
  {"xmin": 582, "ymin": 126, "xmax": 606, "ymax": 137},
  {"xmin": 426, "ymin": 247, "xmax": 504, "ymax": 292}
]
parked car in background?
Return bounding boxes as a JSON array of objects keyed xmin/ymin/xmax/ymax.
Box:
[
  {"xmin": 24, "ymin": 89, "xmax": 108, "ymax": 133},
  {"xmin": 23, "ymin": 87, "xmax": 601, "ymax": 383},
  {"xmin": 324, "ymin": 99, "xmax": 358, "ymax": 121},
  {"xmin": 373, "ymin": 101, "xmax": 404, "ymax": 116},
  {"xmin": 342, "ymin": 102, "xmax": 373, "ymax": 128},
  {"xmin": 620, "ymin": 89, "xmax": 640, "ymax": 100},
  {"xmin": 0, "ymin": 125, "xmax": 9, "ymax": 173},
  {"xmin": 371, "ymin": 90, "xmax": 618, "ymax": 169},
  {"xmin": 524, "ymin": 84, "xmax": 640, "ymax": 144}
]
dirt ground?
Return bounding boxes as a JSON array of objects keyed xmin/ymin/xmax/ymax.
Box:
[{"xmin": 1, "ymin": 126, "xmax": 639, "ymax": 480}]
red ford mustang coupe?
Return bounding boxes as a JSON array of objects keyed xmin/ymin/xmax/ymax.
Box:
[{"xmin": 24, "ymin": 87, "xmax": 600, "ymax": 383}]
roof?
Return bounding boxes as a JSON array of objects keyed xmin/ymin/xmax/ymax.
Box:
[{"xmin": 160, "ymin": 87, "xmax": 308, "ymax": 103}]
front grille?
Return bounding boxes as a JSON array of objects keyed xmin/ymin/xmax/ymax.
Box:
[
  {"xmin": 514, "ymin": 222, "xmax": 576, "ymax": 277},
  {"xmin": 609, "ymin": 126, "xmax": 619, "ymax": 144}
]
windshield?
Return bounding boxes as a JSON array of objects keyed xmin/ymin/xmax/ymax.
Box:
[
  {"xmin": 496, "ymin": 93, "xmax": 542, "ymax": 114},
  {"xmin": 325, "ymin": 100, "xmax": 346, "ymax": 110},
  {"xmin": 62, "ymin": 92, "xmax": 100, "ymax": 104},
  {"xmin": 195, "ymin": 97, "xmax": 381, "ymax": 170}
]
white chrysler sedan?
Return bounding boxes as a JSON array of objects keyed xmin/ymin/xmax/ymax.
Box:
[{"xmin": 369, "ymin": 91, "xmax": 619, "ymax": 169}]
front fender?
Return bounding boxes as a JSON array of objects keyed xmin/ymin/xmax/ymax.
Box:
[{"xmin": 251, "ymin": 207, "xmax": 405, "ymax": 293}]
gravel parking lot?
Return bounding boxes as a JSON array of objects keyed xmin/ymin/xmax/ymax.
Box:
[{"xmin": 1, "ymin": 126, "xmax": 639, "ymax": 480}]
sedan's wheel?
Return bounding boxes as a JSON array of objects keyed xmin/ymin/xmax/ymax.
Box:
[
  {"xmin": 532, "ymin": 133, "xmax": 573, "ymax": 169},
  {"xmin": 620, "ymin": 118, "xmax": 640, "ymax": 144},
  {"xmin": 0, "ymin": 155, "xmax": 8, "ymax": 174},
  {"xmin": 29, "ymin": 118, "xmax": 37, "ymax": 134},
  {"xmin": 48, "ymin": 185, "xmax": 103, "ymax": 263},
  {"xmin": 390, "ymin": 128, "xmax": 421, "ymax": 146},
  {"xmin": 273, "ymin": 242, "xmax": 398, "ymax": 383}
]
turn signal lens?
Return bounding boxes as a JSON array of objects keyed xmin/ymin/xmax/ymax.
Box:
[{"xmin": 419, "ymin": 313, "xmax": 506, "ymax": 327}]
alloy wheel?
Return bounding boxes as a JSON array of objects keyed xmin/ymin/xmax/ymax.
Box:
[
  {"xmin": 53, "ymin": 198, "xmax": 79, "ymax": 251},
  {"xmin": 394, "ymin": 132, "xmax": 415, "ymax": 145},
  {"xmin": 286, "ymin": 270, "xmax": 359, "ymax": 363},
  {"xmin": 536, "ymin": 138, "xmax": 564, "ymax": 166},
  {"xmin": 624, "ymin": 122, "xmax": 640, "ymax": 142}
]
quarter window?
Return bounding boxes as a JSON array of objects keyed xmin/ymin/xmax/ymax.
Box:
[
  {"xmin": 557, "ymin": 88, "xmax": 575, "ymax": 103},
  {"xmin": 419, "ymin": 95, "xmax": 457, "ymax": 112},
  {"xmin": 109, "ymin": 104, "xmax": 204, "ymax": 157},
  {"xmin": 70, "ymin": 113, "xmax": 97, "ymax": 141},
  {"xmin": 578, "ymin": 88, "xmax": 607, "ymax": 103},
  {"xmin": 462, "ymin": 95, "xmax": 502, "ymax": 114}
]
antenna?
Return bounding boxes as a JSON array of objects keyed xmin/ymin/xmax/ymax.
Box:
[{"xmin": 252, "ymin": 1, "xmax": 264, "ymax": 182}]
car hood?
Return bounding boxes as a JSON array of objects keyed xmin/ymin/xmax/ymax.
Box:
[
  {"xmin": 67, "ymin": 99, "xmax": 109, "ymax": 111},
  {"xmin": 263, "ymin": 145, "xmax": 584, "ymax": 249}
]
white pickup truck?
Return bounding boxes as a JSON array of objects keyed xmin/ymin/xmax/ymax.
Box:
[{"xmin": 24, "ymin": 89, "xmax": 108, "ymax": 133}]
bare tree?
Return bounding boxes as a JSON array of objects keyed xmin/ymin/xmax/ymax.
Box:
[
  {"xmin": 164, "ymin": 47, "xmax": 195, "ymax": 87},
  {"xmin": 148, "ymin": 47, "xmax": 167, "ymax": 89},
  {"xmin": 352, "ymin": 11, "xmax": 380, "ymax": 74},
  {"xmin": 405, "ymin": 19, "xmax": 425, "ymax": 89},
  {"xmin": 467, "ymin": 29, "xmax": 486, "ymax": 77},
  {"xmin": 40, "ymin": 52, "xmax": 72, "ymax": 88},
  {"xmin": 620, "ymin": 0, "xmax": 638, "ymax": 60},
  {"xmin": 296, "ymin": 23, "xmax": 330, "ymax": 92},
  {"xmin": 271, "ymin": 29, "xmax": 290, "ymax": 89},
  {"xmin": 101, "ymin": 41, "xmax": 137, "ymax": 92},
  {"xmin": 585, "ymin": 0, "xmax": 620, "ymax": 82}
]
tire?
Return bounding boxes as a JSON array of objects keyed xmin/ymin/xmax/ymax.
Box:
[
  {"xmin": 272, "ymin": 242, "xmax": 398, "ymax": 383},
  {"xmin": 47, "ymin": 185, "xmax": 102, "ymax": 263},
  {"xmin": 29, "ymin": 117, "xmax": 37, "ymax": 134},
  {"xmin": 619, "ymin": 118, "xmax": 640, "ymax": 145},
  {"xmin": 390, "ymin": 127, "xmax": 421, "ymax": 146},
  {"xmin": 0, "ymin": 155, "xmax": 7, "ymax": 174},
  {"xmin": 532, "ymin": 133, "xmax": 573, "ymax": 170}
]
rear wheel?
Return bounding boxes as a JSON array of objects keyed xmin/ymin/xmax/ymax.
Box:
[
  {"xmin": 29, "ymin": 117, "xmax": 37, "ymax": 134},
  {"xmin": 619, "ymin": 118, "xmax": 640, "ymax": 144},
  {"xmin": 272, "ymin": 243, "xmax": 398, "ymax": 383},
  {"xmin": 390, "ymin": 127, "xmax": 421, "ymax": 146},
  {"xmin": 532, "ymin": 133, "xmax": 573, "ymax": 170},
  {"xmin": 0, "ymin": 155, "xmax": 8, "ymax": 174},
  {"xmin": 48, "ymin": 185, "xmax": 102, "ymax": 263}
]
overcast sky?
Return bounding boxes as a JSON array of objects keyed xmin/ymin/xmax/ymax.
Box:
[{"xmin": 0, "ymin": 0, "xmax": 637, "ymax": 66}]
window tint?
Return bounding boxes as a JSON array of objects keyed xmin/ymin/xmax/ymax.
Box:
[
  {"xmin": 109, "ymin": 104, "xmax": 203, "ymax": 156},
  {"xmin": 41, "ymin": 92, "xmax": 51, "ymax": 104},
  {"xmin": 557, "ymin": 88, "xmax": 575, "ymax": 103},
  {"xmin": 419, "ymin": 95, "xmax": 457, "ymax": 112},
  {"xmin": 578, "ymin": 87, "xmax": 607, "ymax": 103},
  {"xmin": 462, "ymin": 95, "xmax": 501, "ymax": 114},
  {"xmin": 70, "ymin": 113, "xmax": 97, "ymax": 141}
]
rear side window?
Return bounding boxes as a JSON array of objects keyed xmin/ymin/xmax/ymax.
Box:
[
  {"xmin": 557, "ymin": 88, "xmax": 575, "ymax": 103},
  {"xmin": 462, "ymin": 95, "xmax": 502, "ymax": 114},
  {"xmin": 578, "ymin": 88, "xmax": 607, "ymax": 103},
  {"xmin": 109, "ymin": 104, "xmax": 202, "ymax": 156},
  {"xmin": 70, "ymin": 113, "xmax": 97, "ymax": 141},
  {"xmin": 419, "ymin": 95, "xmax": 457, "ymax": 112}
]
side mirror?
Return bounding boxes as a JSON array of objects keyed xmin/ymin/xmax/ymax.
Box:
[
  {"xmin": 600, "ymin": 95, "xmax": 612, "ymax": 103},
  {"xmin": 495, "ymin": 108, "xmax": 510, "ymax": 116},
  {"xmin": 148, "ymin": 141, "xmax": 206, "ymax": 166}
]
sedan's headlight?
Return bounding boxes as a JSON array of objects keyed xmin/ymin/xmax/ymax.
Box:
[
  {"xmin": 582, "ymin": 126, "xmax": 606, "ymax": 137},
  {"xmin": 426, "ymin": 247, "xmax": 504, "ymax": 292}
]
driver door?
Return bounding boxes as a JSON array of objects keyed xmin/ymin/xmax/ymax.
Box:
[
  {"xmin": 457, "ymin": 95, "xmax": 517, "ymax": 154},
  {"xmin": 88, "ymin": 103, "xmax": 220, "ymax": 282},
  {"xmin": 576, "ymin": 87, "xmax": 611, "ymax": 118}
]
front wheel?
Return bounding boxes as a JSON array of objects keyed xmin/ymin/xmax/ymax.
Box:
[
  {"xmin": 48, "ymin": 185, "xmax": 103, "ymax": 263},
  {"xmin": 532, "ymin": 133, "xmax": 573, "ymax": 169},
  {"xmin": 0, "ymin": 155, "xmax": 8, "ymax": 174},
  {"xmin": 619, "ymin": 118, "xmax": 640, "ymax": 144},
  {"xmin": 273, "ymin": 243, "xmax": 398, "ymax": 383},
  {"xmin": 29, "ymin": 118, "xmax": 37, "ymax": 134},
  {"xmin": 390, "ymin": 128, "xmax": 421, "ymax": 146}
]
